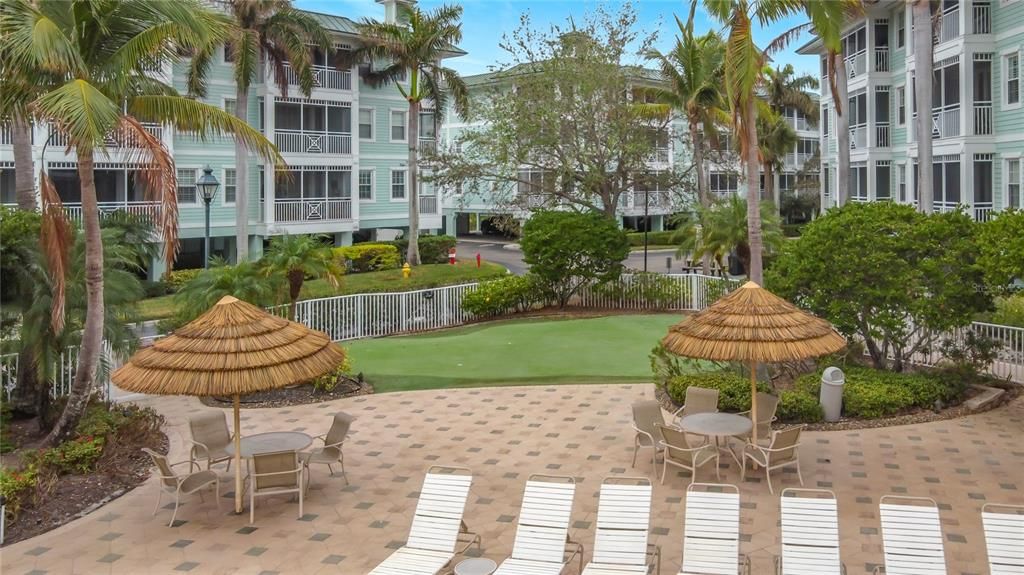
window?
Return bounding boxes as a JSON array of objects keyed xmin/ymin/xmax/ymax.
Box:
[
  {"xmin": 1006, "ymin": 53, "xmax": 1020, "ymax": 106},
  {"xmin": 898, "ymin": 164, "xmax": 907, "ymax": 202},
  {"xmin": 822, "ymin": 105, "xmax": 830, "ymax": 136},
  {"xmin": 1009, "ymin": 159, "xmax": 1021, "ymax": 208},
  {"xmin": 328, "ymin": 171, "xmax": 351, "ymax": 199},
  {"xmin": 359, "ymin": 108, "xmax": 374, "ymax": 140},
  {"xmin": 875, "ymin": 161, "xmax": 891, "ymax": 200},
  {"xmin": 973, "ymin": 154, "xmax": 993, "ymax": 206},
  {"xmin": 223, "ymin": 42, "xmax": 235, "ymax": 63},
  {"xmin": 897, "ymin": 10, "xmax": 905, "ymax": 48},
  {"xmin": 177, "ymin": 168, "xmax": 196, "ymax": 204},
  {"xmin": 823, "ymin": 165, "xmax": 831, "ymax": 203},
  {"xmin": 896, "ymin": 86, "xmax": 906, "ymax": 125},
  {"xmin": 850, "ymin": 164, "xmax": 868, "ymax": 201},
  {"xmin": 223, "ymin": 168, "xmax": 236, "ymax": 204},
  {"xmin": 932, "ymin": 155, "xmax": 962, "ymax": 206},
  {"xmin": 224, "ymin": 98, "xmax": 237, "ymax": 116},
  {"xmin": 391, "ymin": 170, "xmax": 406, "ymax": 199},
  {"xmin": 709, "ymin": 172, "xmax": 739, "ymax": 198},
  {"xmin": 390, "ymin": 110, "xmax": 407, "ymax": 141},
  {"xmin": 358, "ymin": 169, "xmax": 373, "ymax": 200}
]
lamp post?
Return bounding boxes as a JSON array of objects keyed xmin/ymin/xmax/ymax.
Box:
[{"xmin": 196, "ymin": 165, "xmax": 220, "ymax": 269}]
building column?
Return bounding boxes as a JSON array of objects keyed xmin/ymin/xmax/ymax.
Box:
[
  {"xmin": 149, "ymin": 255, "xmax": 167, "ymax": 282},
  {"xmin": 264, "ymin": 96, "xmax": 276, "ymax": 225},
  {"xmin": 248, "ymin": 235, "xmax": 264, "ymax": 261},
  {"xmin": 333, "ymin": 231, "xmax": 353, "ymax": 247}
]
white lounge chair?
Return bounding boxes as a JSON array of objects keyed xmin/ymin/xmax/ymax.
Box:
[
  {"xmin": 777, "ymin": 488, "xmax": 845, "ymax": 575},
  {"xmin": 874, "ymin": 496, "xmax": 947, "ymax": 575},
  {"xmin": 982, "ymin": 503, "xmax": 1024, "ymax": 574},
  {"xmin": 582, "ymin": 477, "xmax": 660, "ymax": 575},
  {"xmin": 369, "ymin": 466, "xmax": 480, "ymax": 575},
  {"xmin": 494, "ymin": 474, "xmax": 583, "ymax": 575},
  {"xmin": 680, "ymin": 483, "xmax": 749, "ymax": 575}
]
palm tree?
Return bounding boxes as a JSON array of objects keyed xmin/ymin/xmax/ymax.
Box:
[
  {"xmin": 670, "ymin": 195, "xmax": 783, "ymax": 277},
  {"xmin": 912, "ymin": 0, "xmax": 934, "ymax": 213},
  {"xmin": 642, "ymin": 6, "xmax": 726, "ymax": 209},
  {"xmin": 261, "ymin": 234, "xmax": 343, "ymax": 320},
  {"xmin": 2, "ymin": 0, "xmax": 283, "ymax": 445},
  {"xmin": 756, "ymin": 106, "xmax": 797, "ymax": 208},
  {"xmin": 347, "ymin": 3, "xmax": 469, "ymax": 266},
  {"xmin": 759, "ymin": 64, "xmax": 817, "ymax": 207},
  {"xmin": 173, "ymin": 258, "xmax": 280, "ymax": 326},
  {"xmin": 219, "ymin": 0, "xmax": 331, "ymax": 262}
]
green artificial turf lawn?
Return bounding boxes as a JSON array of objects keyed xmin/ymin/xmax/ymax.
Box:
[{"xmin": 345, "ymin": 313, "xmax": 684, "ymax": 392}]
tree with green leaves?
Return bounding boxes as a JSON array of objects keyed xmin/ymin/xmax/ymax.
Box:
[
  {"xmin": 173, "ymin": 258, "xmax": 281, "ymax": 327},
  {"xmin": 767, "ymin": 202, "xmax": 990, "ymax": 371},
  {"xmin": 345, "ymin": 3, "xmax": 468, "ymax": 266},
  {"xmin": 261, "ymin": 234, "xmax": 343, "ymax": 320},
  {"xmin": 976, "ymin": 209, "xmax": 1024, "ymax": 295},
  {"xmin": 2, "ymin": 0, "xmax": 283, "ymax": 445},
  {"xmin": 756, "ymin": 106, "xmax": 796, "ymax": 208},
  {"xmin": 670, "ymin": 195, "xmax": 783, "ymax": 278},
  {"xmin": 217, "ymin": 0, "xmax": 331, "ymax": 261}
]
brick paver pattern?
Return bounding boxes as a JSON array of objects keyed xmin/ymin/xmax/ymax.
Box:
[{"xmin": 3, "ymin": 385, "xmax": 1022, "ymax": 574}]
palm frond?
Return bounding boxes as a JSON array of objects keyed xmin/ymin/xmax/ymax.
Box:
[
  {"xmin": 38, "ymin": 170, "xmax": 71, "ymax": 335},
  {"xmin": 33, "ymin": 79, "xmax": 122, "ymax": 149}
]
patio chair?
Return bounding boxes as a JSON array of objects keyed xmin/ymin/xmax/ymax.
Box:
[
  {"xmin": 369, "ymin": 466, "xmax": 481, "ymax": 575},
  {"xmin": 777, "ymin": 488, "xmax": 845, "ymax": 575},
  {"xmin": 740, "ymin": 425, "xmax": 804, "ymax": 495},
  {"xmin": 874, "ymin": 496, "xmax": 947, "ymax": 575},
  {"xmin": 188, "ymin": 411, "xmax": 233, "ymax": 471},
  {"xmin": 632, "ymin": 400, "xmax": 667, "ymax": 470},
  {"xmin": 672, "ymin": 386, "xmax": 720, "ymax": 422},
  {"xmin": 658, "ymin": 423, "xmax": 720, "ymax": 486},
  {"xmin": 142, "ymin": 448, "xmax": 219, "ymax": 527},
  {"xmin": 300, "ymin": 411, "xmax": 353, "ymax": 486},
  {"xmin": 680, "ymin": 483, "xmax": 749, "ymax": 575},
  {"xmin": 734, "ymin": 392, "xmax": 780, "ymax": 445},
  {"xmin": 494, "ymin": 474, "xmax": 583, "ymax": 575},
  {"xmin": 981, "ymin": 503, "xmax": 1024, "ymax": 574},
  {"xmin": 248, "ymin": 450, "xmax": 304, "ymax": 524},
  {"xmin": 581, "ymin": 477, "xmax": 660, "ymax": 575}
]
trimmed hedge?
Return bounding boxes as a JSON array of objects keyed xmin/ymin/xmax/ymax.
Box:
[
  {"xmin": 386, "ymin": 235, "xmax": 458, "ymax": 264},
  {"xmin": 626, "ymin": 230, "xmax": 676, "ymax": 246},
  {"xmin": 162, "ymin": 268, "xmax": 201, "ymax": 292},
  {"xmin": 793, "ymin": 366, "xmax": 965, "ymax": 420},
  {"xmin": 666, "ymin": 372, "xmax": 771, "ymax": 412},
  {"xmin": 334, "ymin": 243, "xmax": 401, "ymax": 273},
  {"xmin": 461, "ymin": 275, "xmax": 542, "ymax": 317}
]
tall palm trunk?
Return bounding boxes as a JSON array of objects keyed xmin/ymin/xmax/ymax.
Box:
[
  {"xmin": 234, "ymin": 84, "xmax": 250, "ymax": 261},
  {"xmin": 406, "ymin": 98, "xmax": 421, "ymax": 266},
  {"xmin": 834, "ymin": 54, "xmax": 850, "ymax": 207},
  {"xmin": 744, "ymin": 96, "xmax": 764, "ymax": 285},
  {"xmin": 765, "ymin": 163, "xmax": 777, "ymax": 210},
  {"xmin": 44, "ymin": 149, "xmax": 104, "ymax": 446},
  {"xmin": 12, "ymin": 115, "xmax": 36, "ymax": 211},
  {"xmin": 689, "ymin": 121, "xmax": 713, "ymax": 274},
  {"xmin": 913, "ymin": 0, "xmax": 934, "ymax": 213}
]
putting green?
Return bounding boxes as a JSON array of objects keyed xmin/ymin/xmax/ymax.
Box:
[{"xmin": 345, "ymin": 313, "xmax": 683, "ymax": 392}]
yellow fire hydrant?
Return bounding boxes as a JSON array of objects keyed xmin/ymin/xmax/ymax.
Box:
[{"xmin": 402, "ymin": 262, "xmax": 411, "ymax": 279}]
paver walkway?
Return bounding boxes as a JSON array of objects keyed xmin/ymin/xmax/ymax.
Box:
[{"xmin": 3, "ymin": 384, "xmax": 1022, "ymax": 574}]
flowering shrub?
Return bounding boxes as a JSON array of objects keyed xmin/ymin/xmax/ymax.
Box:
[
  {"xmin": 0, "ymin": 465, "xmax": 38, "ymax": 521},
  {"xmin": 461, "ymin": 275, "xmax": 542, "ymax": 317},
  {"xmin": 312, "ymin": 354, "xmax": 354, "ymax": 392},
  {"xmin": 38, "ymin": 436, "xmax": 105, "ymax": 474}
]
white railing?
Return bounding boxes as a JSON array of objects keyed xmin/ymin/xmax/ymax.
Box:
[
  {"xmin": 845, "ymin": 51, "xmax": 867, "ymax": 78},
  {"xmin": 932, "ymin": 107, "xmax": 960, "ymax": 138},
  {"xmin": 876, "ymin": 123, "xmax": 890, "ymax": 147},
  {"xmin": 419, "ymin": 195, "xmax": 438, "ymax": 214},
  {"xmin": 275, "ymin": 130, "xmax": 351, "ymax": 154},
  {"xmin": 972, "ymin": 2, "xmax": 991, "ymax": 34},
  {"xmin": 849, "ymin": 125, "xmax": 868, "ymax": 149},
  {"xmin": 791, "ymin": 117, "xmax": 812, "ymax": 132},
  {"xmin": 283, "ymin": 63, "xmax": 351, "ymax": 91},
  {"xmin": 875, "ymin": 47, "xmax": 890, "ymax": 72},
  {"xmin": 0, "ymin": 124, "xmax": 11, "ymax": 145},
  {"xmin": 0, "ymin": 342, "xmax": 119, "ymax": 400},
  {"xmin": 649, "ymin": 148, "xmax": 670, "ymax": 163},
  {"xmin": 274, "ymin": 198, "xmax": 352, "ymax": 222},
  {"xmin": 973, "ymin": 102, "xmax": 992, "ymax": 135},
  {"xmin": 61, "ymin": 201, "xmax": 162, "ymax": 224},
  {"xmin": 974, "ymin": 203, "xmax": 994, "ymax": 222},
  {"xmin": 935, "ymin": 7, "xmax": 960, "ymax": 44},
  {"xmin": 631, "ymin": 191, "xmax": 670, "ymax": 211},
  {"xmin": 933, "ymin": 200, "xmax": 959, "ymax": 213},
  {"xmin": 47, "ymin": 123, "xmax": 162, "ymax": 149},
  {"xmin": 893, "ymin": 321, "xmax": 1024, "ymax": 384},
  {"xmin": 575, "ymin": 274, "xmax": 741, "ymax": 312},
  {"xmin": 418, "ymin": 138, "xmax": 436, "ymax": 155}
]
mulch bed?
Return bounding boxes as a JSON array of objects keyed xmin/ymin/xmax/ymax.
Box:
[{"xmin": 199, "ymin": 377, "xmax": 373, "ymax": 409}]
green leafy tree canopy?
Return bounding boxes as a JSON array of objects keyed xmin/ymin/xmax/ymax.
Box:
[{"xmin": 976, "ymin": 209, "xmax": 1024, "ymax": 295}]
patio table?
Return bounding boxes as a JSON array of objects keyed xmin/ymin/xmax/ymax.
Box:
[
  {"xmin": 679, "ymin": 413, "xmax": 752, "ymax": 466},
  {"xmin": 225, "ymin": 432, "xmax": 313, "ymax": 458}
]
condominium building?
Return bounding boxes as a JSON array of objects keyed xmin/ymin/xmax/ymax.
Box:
[{"xmin": 798, "ymin": 0, "xmax": 1024, "ymax": 219}]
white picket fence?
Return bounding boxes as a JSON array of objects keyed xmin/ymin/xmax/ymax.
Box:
[
  {"xmin": 575, "ymin": 273, "xmax": 739, "ymax": 311},
  {"xmin": 887, "ymin": 321, "xmax": 1024, "ymax": 384},
  {"xmin": 0, "ymin": 341, "xmax": 121, "ymax": 400}
]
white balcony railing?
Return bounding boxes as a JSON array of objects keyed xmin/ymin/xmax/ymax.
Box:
[
  {"xmin": 932, "ymin": 106, "xmax": 960, "ymax": 139},
  {"xmin": 274, "ymin": 198, "xmax": 352, "ymax": 222},
  {"xmin": 632, "ymin": 191, "xmax": 670, "ymax": 210},
  {"xmin": 274, "ymin": 130, "xmax": 351, "ymax": 154},
  {"xmin": 875, "ymin": 47, "xmax": 890, "ymax": 72},
  {"xmin": 972, "ymin": 2, "xmax": 991, "ymax": 34},
  {"xmin": 0, "ymin": 124, "xmax": 11, "ymax": 145},
  {"xmin": 63, "ymin": 201, "xmax": 162, "ymax": 224},
  {"xmin": 419, "ymin": 195, "xmax": 438, "ymax": 214},
  {"xmin": 47, "ymin": 123, "xmax": 162, "ymax": 149},
  {"xmin": 846, "ymin": 51, "xmax": 867, "ymax": 79},
  {"xmin": 876, "ymin": 123, "xmax": 890, "ymax": 147},
  {"xmin": 973, "ymin": 102, "xmax": 992, "ymax": 135},
  {"xmin": 934, "ymin": 200, "xmax": 959, "ymax": 214},
  {"xmin": 791, "ymin": 117, "xmax": 812, "ymax": 132},
  {"xmin": 283, "ymin": 63, "xmax": 351, "ymax": 91},
  {"xmin": 649, "ymin": 148, "xmax": 670, "ymax": 163},
  {"xmin": 418, "ymin": 138, "xmax": 436, "ymax": 155},
  {"xmin": 935, "ymin": 7, "xmax": 960, "ymax": 44},
  {"xmin": 974, "ymin": 203, "xmax": 994, "ymax": 222},
  {"xmin": 849, "ymin": 125, "xmax": 868, "ymax": 150}
]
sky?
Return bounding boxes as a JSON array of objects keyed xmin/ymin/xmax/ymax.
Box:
[{"xmin": 293, "ymin": 0, "xmax": 819, "ymax": 79}]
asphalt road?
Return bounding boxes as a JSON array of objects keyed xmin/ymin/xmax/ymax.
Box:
[{"xmin": 455, "ymin": 237, "xmax": 688, "ymax": 275}]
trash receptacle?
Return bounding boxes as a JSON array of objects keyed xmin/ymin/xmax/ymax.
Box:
[{"xmin": 820, "ymin": 367, "xmax": 845, "ymax": 422}]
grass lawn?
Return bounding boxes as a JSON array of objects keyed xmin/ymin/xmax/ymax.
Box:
[
  {"xmin": 346, "ymin": 313, "xmax": 684, "ymax": 393},
  {"xmin": 135, "ymin": 260, "xmax": 508, "ymax": 321}
]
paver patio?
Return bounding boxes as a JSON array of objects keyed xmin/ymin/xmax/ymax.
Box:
[{"xmin": 3, "ymin": 384, "xmax": 1022, "ymax": 575}]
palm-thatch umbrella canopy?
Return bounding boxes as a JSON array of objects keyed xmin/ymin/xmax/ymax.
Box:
[
  {"xmin": 112, "ymin": 295, "xmax": 345, "ymax": 514},
  {"xmin": 662, "ymin": 281, "xmax": 845, "ymax": 443}
]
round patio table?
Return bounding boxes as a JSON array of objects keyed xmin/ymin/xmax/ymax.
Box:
[
  {"xmin": 224, "ymin": 431, "xmax": 313, "ymax": 458},
  {"xmin": 679, "ymin": 413, "xmax": 753, "ymax": 466},
  {"xmin": 454, "ymin": 558, "xmax": 498, "ymax": 575}
]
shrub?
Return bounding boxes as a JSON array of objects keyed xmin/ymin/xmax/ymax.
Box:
[
  {"xmin": 781, "ymin": 223, "xmax": 805, "ymax": 238},
  {"xmin": 142, "ymin": 280, "xmax": 173, "ymax": 297},
  {"xmin": 625, "ymin": 230, "xmax": 676, "ymax": 246},
  {"xmin": 666, "ymin": 371, "xmax": 771, "ymax": 412},
  {"xmin": 38, "ymin": 436, "xmax": 105, "ymax": 474},
  {"xmin": 335, "ymin": 244, "xmax": 401, "ymax": 273},
  {"xmin": 0, "ymin": 465, "xmax": 38, "ymax": 521},
  {"xmin": 592, "ymin": 272, "xmax": 686, "ymax": 310},
  {"xmin": 387, "ymin": 235, "xmax": 458, "ymax": 264},
  {"xmin": 795, "ymin": 366, "xmax": 965, "ymax": 419},
  {"xmin": 311, "ymin": 354, "xmax": 354, "ymax": 393},
  {"xmin": 163, "ymin": 268, "xmax": 202, "ymax": 291},
  {"xmin": 461, "ymin": 275, "xmax": 542, "ymax": 317},
  {"xmin": 777, "ymin": 390, "xmax": 823, "ymax": 423}
]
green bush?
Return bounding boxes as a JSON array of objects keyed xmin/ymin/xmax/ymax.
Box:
[
  {"xmin": 311, "ymin": 354, "xmax": 354, "ymax": 392},
  {"xmin": 0, "ymin": 464, "xmax": 38, "ymax": 521},
  {"xmin": 461, "ymin": 275, "xmax": 542, "ymax": 317},
  {"xmin": 781, "ymin": 223, "xmax": 805, "ymax": 238},
  {"xmin": 666, "ymin": 371, "xmax": 771, "ymax": 412},
  {"xmin": 335, "ymin": 244, "xmax": 401, "ymax": 273},
  {"xmin": 142, "ymin": 280, "xmax": 173, "ymax": 297},
  {"xmin": 386, "ymin": 235, "xmax": 458, "ymax": 264},
  {"xmin": 38, "ymin": 436, "xmax": 105, "ymax": 474},
  {"xmin": 163, "ymin": 268, "xmax": 202, "ymax": 291},
  {"xmin": 794, "ymin": 366, "xmax": 964, "ymax": 419},
  {"xmin": 626, "ymin": 230, "xmax": 676, "ymax": 246},
  {"xmin": 777, "ymin": 389, "xmax": 823, "ymax": 423},
  {"xmin": 592, "ymin": 272, "xmax": 686, "ymax": 310}
]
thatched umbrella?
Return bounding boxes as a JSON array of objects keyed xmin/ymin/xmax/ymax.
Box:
[
  {"xmin": 112, "ymin": 295, "xmax": 345, "ymax": 514},
  {"xmin": 661, "ymin": 281, "xmax": 845, "ymax": 443}
]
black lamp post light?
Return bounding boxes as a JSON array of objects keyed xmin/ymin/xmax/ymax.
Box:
[{"xmin": 196, "ymin": 165, "xmax": 220, "ymax": 269}]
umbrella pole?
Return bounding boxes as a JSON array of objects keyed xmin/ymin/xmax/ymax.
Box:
[
  {"xmin": 750, "ymin": 360, "xmax": 759, "ymax": 445},
  {"xmin": 233, "ymin": 394, "xmax": 242, "ymax": 514}
]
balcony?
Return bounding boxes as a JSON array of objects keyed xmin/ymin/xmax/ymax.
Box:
[
  {"xmin": 932, "ymin": 106, "xmax": 960, "ymax": 139},
  {"xmin": 973, "ymin": 102, "xmax": 992, "ymax": 135},
  {"xmin": 934, "ymin": 7, "xmax": 960, "ymax": 44},
  {"xmin": 64, "ymin": 201, "xmax": 162, "ymax": 224},
  {"xmin": 849, "ymin": 125, "xmax": 867, "ymax": 150},
  {"xmin": 649, "ymin": 148, "xmax": 670, "ymax": 163},
  {"xmin": 419, "ymin": 195, "xmax": 438, "ymax": 214},
  {"xmin": 972, "ymin": 2, "xmax": 991, "ymax": 34},
  {"xmin": 48, "ymin": 123, "xmax": 162, "ymax": 149},
  {"xmin": 274, "ymin": 130, "xmax": 351, "ymax": 154},
  {"xmin": 845, "ymin": 51, "xmax": 867, "ymax": 79},
  {"xmin": 274, "ymin": 198, "xmax": 352, "ymax": 223},
  {"xmin": 418, "ymin": 138, "xmax": 436, "ymax": 155},
  {"xmin": 790, "ymin": 117, "xmax": 812, "ymax": 132},
  {"xmin": 283, "ymin": 63, "xmax": 351, "ymax": 91},
  {"xmin": 875, "ymin": 47, "xmax": 890, "ymax": 72},
  {"xmin": 876, "ymin": 123, "xmax": 890, "ymax": 148},
  {"xmin": 974, "ymin": 203, "xmax": 993, "ymax": 222},
  {"xmin": 0, "ymin": 124, "xmax": 10, "ymax": 145},
  {"xmin": 631, "ymin": 191, "xmax": 670, "ymax": 211}
]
